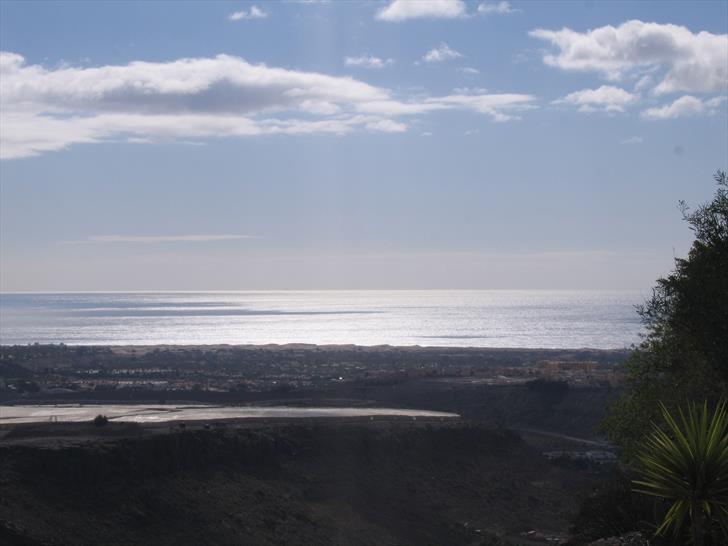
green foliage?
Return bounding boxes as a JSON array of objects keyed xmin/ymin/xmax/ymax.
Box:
[
  {"xmin": 633, "ymin": 401, "xmax": 728, "ymax": 545},
  {"xmin": 603, "ymin": 171, "xmax": 728, "ymax": 456}
]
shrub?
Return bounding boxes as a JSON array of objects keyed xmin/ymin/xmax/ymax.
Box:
[
  {"xmin": 633, "ymin": 401, "xmax": 728, "ymax": 545},
  {"xmin": 93, "ymin": 414, "xmax": 109, "ymax": 427}
]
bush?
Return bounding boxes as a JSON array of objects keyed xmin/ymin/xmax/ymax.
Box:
[
  {"xmin": 633, "ymin": 401, "xmax": 728, "ymax": 545},
  {"xmin": 93, "ymin": 414, "xmax": 109, "ymax": 427}
]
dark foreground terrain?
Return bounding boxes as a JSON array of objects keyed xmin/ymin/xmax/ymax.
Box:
[
  {"xmin": 0, "ymin": 345, "xmax": 627, "ymax": 544},
  {"xmin": 0, "ymin": 418, "xmax": 604, "ymax": 546}
]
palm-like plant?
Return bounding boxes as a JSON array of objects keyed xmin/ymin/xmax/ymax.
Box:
[{"xmin": 633, "ymin": 401, "xmax": 728, "ymax": 545}]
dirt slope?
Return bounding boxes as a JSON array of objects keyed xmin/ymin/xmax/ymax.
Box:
[{"xmin": 0, "ymin": 419, "xmax": 598, "ymax": 546}]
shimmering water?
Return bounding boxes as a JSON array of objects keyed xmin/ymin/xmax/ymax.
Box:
[{"xmin": 0, "ymin": 290, "xmax": 644, "ymax": 348}]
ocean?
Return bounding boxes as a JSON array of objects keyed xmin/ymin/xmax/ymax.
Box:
[{"xmin": 0, "ymin": 290, "xmax": 645, "ymax": 349}]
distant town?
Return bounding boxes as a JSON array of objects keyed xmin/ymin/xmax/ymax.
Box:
[{"xmin": 0, "ymin": 343, "xmax": 628, "ymax": 402}]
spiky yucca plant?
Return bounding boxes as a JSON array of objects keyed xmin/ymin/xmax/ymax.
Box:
[{"xmin": 633, "ymin": 401, "xmax": 728, "ymax": 545}]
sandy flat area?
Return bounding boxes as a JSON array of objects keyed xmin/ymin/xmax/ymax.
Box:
[{"xmin": 0, "ymin": 404, "xmax": 459, "ymax": 424}]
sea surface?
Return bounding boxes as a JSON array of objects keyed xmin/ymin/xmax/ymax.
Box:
[{"xmin": 0, "ymin": 291, "xmax": 645, "ymax": 349}]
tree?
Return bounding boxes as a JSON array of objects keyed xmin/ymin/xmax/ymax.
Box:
[
  {"xmin": 633, "ymin": 401, "xmax": 728, "ymax": 545},
  {"xmin": 603, "ymin": 171, "xmax": 728, "ymax": 456}
]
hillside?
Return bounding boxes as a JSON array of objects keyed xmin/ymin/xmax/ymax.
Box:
[{"xmin": 0, "ymin": 418, "xmax": 601, "ymax": 546}]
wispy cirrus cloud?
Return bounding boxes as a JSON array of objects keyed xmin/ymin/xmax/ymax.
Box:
[
  {"xmin": 377, "ymin": 0, "xmax": 466, "ymax": 22},
  {"xmin": 355, "ymin": 90, "xmax": 535, "ymax": 122},
  {"xmin": 433, "ymin": 93, "xmax": 535, "ymax": 121},
  {"xmin": 228, "ymin": 5, "xmax": 268, "ymax": 21},
  {"xmin": 62, "ymin": 234, "xmax": 260, "ymax": 245},
  {"xmin": 0, "ymin": 52, "xmax": 537, "ymax": 159},
  {"xmin": 529, "ymin": 20, "xmax": 728, "ymax": 95}
]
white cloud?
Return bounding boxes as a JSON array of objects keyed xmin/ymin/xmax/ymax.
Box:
[
  {"xmin": 376, "ymin": 0, "xmax": 466, "ymax": 22},
  {"xmin": 556, "ymin": 85, "xmax": 639, "ymax": 113},
  {"xmin": 421, "ymin": 131, "xmax": 433, "ymax": 136},
  {"xmin": 356, "ymin": 91, "xmax": 535, "ymax": 122},
  {"xmin": 297, "ymin": 99, "xmax": 341, "ymax": 115},
  {"xmin": 355, "ymin": 100, "xmax": 448, "ymax": 116},
  {"xmin": 423, "ymin": 43, "xmax": 463, "ymax": 63},
  {"xmin": 432, "ymin": 93, "xmax": 535, "ymax": 121},
  {"xmin": 0, "ymin": 52, "xmax": 388, "ymax": 158},
  {"xmin": 620, "ymin": 136, "xmax": 644, "ymax": 144},
  {"xmin": 457, "ymin": 66, "xmax": 480, "ymax": 75},
  {"xmin": 477, "ymin": 2, "xmax": 516, "ymax": 15},
  {"xmin": 0, "ymin": 52, "xmax": 388, "ymax": 112},
  {"xmin": 365, "ymin": 119, "xmax": 407, "ymax": 132},
  {"xmin": 529, "ymin": 20, "xmax": 728, "ymax": 94},
  {"xmin": 642, "ymin": 95, "xmax": 726, "ymax": 119},
  {"xmin": 63, "ymin": 234, "xmax": 258, "ymax": 244},
  {"xmin": 344, "ymin": 55, "xmax": 394, "ymax": 69},
  {"xmin": 634, "ymin": 74, "xmax": 654, "ymax": 92},
  {"xmin": 229, "ymin": 5, "xmax": 268, "ymax": 21},
  {"xmin": 0, "ymin": 52, "xmax": 536, "ymax": 159}
]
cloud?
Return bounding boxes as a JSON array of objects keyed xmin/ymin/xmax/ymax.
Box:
[
  {"xmin": 344, "ymin": 55, "xmax": 394, "ymax": 69},
  {"xmin": 634, "ymin": 74, "xmax": 654, "ymax": 92},
  {"xmin": 377, "ymin": 0, "xmax": 466, "ymax": 22},
  {"xmin": 432, "ymin": 93, "xmax": 535, "ymax": 121},
  {"xmin": 529, "ymin": 20, "xmax": 728, "ymax": 94},
  {"xmin": 620, "ymin": 136, "xmax": 644, "ymax": 144},
  {"xmin": 0, "ymin": 52, "xmax": 388, "ymax": 114},
  {"xmin": 365, "ymin": 119, "xmax": 407, "ymax": 132},
  {"xmin": 457, "ymin": 66, "xmax": 480, "ymax": 75},
  {"xmin": 229, "ymin": 5, "xmax": 268, "ymax": 21},
  {"xmin": 355, "ymin": 91, "xmax": 535, "ymax": 122},
  {"xmin": 555, "ymin": 85, "xmax": 639, "ymax": 112},
  {"xmin": 63, "ymin": 234, "xmax": 258, "ymax": 244},
  {"xmin": 642, "ymin": 95, "xmax": 726, "ymax": 119},
  {"xmin": 423, "ymin": 43, "xmax": 463, "ymax": 63},
  {"xmin": 0, "ymin": 52, "xmax": 536, "ymax": 158},
  {"xmin": 477, "ymin": 2, "xmax": 516, "ymax": 15}
]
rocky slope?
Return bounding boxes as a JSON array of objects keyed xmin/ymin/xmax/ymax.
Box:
[{"xmin": 0, "ymin": 419, "xmax": 599, "ymax": 545}]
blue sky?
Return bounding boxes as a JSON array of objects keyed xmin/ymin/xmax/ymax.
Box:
[{"xmin": 0, "ymin": 0, "xmax": 726, "ymax": 291}]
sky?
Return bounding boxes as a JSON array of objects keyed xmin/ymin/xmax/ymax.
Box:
[{"xmin": 0, "ymin": 0, "xmax": 726, "ymax": 291}]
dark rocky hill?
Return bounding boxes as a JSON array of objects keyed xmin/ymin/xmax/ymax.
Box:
[{"xmin": 0, "ymin": 419, "xmax": 600, "ymax": 546}]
